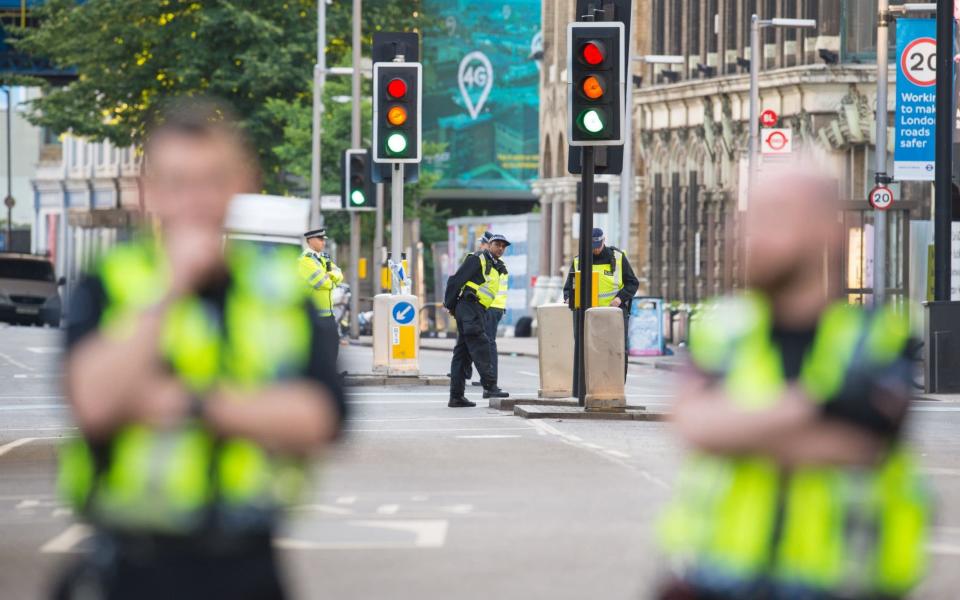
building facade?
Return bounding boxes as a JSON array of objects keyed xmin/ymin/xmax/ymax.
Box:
[{"xmin": 534, "ymin": 1, "xmax": 928, "ymax": 307}]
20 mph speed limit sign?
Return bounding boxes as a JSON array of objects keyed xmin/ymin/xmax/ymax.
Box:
[
  {"xmin": 900, "ymin": 37, "xmax": 936, "ymax": 87},
  {"xmin": 868, "ymin": 185, "xmax": 895, "ymax": 211}
]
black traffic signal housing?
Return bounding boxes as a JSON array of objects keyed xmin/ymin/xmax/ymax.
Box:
[
  {"xmin": 341, "ymin": 148, "xmax": 373, "ymax": 211},
  {"xmin": 372, "ymin": 62, "xmax": 422, "ymax": 165},
  {"xmin": 568, "ymin": 22, "xmax": 625, "ymax": 147}
]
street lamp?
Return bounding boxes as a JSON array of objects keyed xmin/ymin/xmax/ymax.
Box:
[
  {"xmin": 618, "ymin": 54, "xmax": 685, "ymax": 253},
  {"xmin": 4, "ymin": 87, "xmax": 12, "ymax": 252},
  {"xmin": 747, "ymin": 16, "xmax": 817, "ymax": 201}
]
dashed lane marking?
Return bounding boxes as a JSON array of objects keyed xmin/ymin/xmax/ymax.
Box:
[
  {"xmin": 456, "ymin": 434, "xmax": 521, "ymax": 439},
  {"xmin": 0, "ymin": 352, "xmax": 35, "ymax": 371},
  {"xmin": 26, "ymin": 347, "xmax": 61, "ymax": 354},
  {"xmin": 346, "ymin": 426, "xmax": 533, "ymax": 433},
  {"xmin": 376, "ymin": 504, "xmax": 399, "ymax": 515},
  {"xmin": 0, "ymin": 436, "xmax": 61, "ymax": 458},
  {"xmin": 517, "ymin": 371, "xmax": 538, "ymax": 378},
  {"xmin": 40, "ymin": 524, "xmax": 91, "ymax": 554},
  {"xmin": 275, "ymin": 520, "xmax": 449, "ymax": 550}
]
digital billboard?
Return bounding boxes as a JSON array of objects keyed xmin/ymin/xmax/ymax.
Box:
[{"xmin": 422, "ymin": 0, "xmax": 541, "ymax": 192}]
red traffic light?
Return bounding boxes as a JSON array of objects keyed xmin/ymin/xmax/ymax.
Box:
[
  {"xmin": 581, "ymin": 41, "xmax": 605, "ymax": 65},
  {"xmin": 387, "ymin": 78, "xmax": 408, "ymax": 99}
]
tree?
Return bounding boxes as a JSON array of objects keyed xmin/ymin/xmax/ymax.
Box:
[{"xmin": 15, "ymin": 0, "xmax": 425, "ymax": 191}]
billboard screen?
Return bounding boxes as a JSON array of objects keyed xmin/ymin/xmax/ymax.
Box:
[{"xmin": 422, "ymin": 0, "xmax": 541, "ymax": 192}]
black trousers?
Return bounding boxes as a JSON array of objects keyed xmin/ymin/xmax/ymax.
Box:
[
  {"xmin": 485, "ymin": 308, "xmax": 504, "ymax": 385},
  {"xmin": 449, "ymin": 298, "xmax": 495, "ymax": 397},
  {"xmin": 52, "ymin": 533, "xmax": 285, "ymax": 600},
  {"xmin": 316, "ymin": 314, "xmax": 340, "ymax": 365},
  {"xmin": 572, "ymin": 307, "xmax": 629, "ymax": 395}
]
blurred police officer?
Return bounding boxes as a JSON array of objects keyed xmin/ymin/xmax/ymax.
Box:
[
  {"xmin": 55, "ymin": 98, "xmax": 346, "ymax": 600},
  {"xmin": 299, "ymin": 228, "xmax": 343, "ymax": 363},
  {"xmin": 444, "ymin": 235, "xmax": 510, "ymax": 407},
  {"xmin": 658, "ymin": 168, "xmax": 928, "ymax": 600},
  {"xmin": 563, "ymin": 228, "xmax": 639, "ymax": 390}
]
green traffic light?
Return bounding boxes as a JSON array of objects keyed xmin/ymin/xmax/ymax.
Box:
[
  {"xmin": 577, "ymin": 109, "xmax": 606, "ymax": 135},
  {"xmin": 386, "ymin": 133, "xmax": 408, "ymax": 155},
  {"xmin": 350, "ymin": 189, "xmax": 366, "ymax": 205}
]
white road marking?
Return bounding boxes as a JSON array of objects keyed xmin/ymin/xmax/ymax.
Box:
[
  {"xmin": 0, "ymin": 352, "xmax": 35, "ymax": 371},
  {"xmin": 529, "ymin": 421, "xmax": 670, "ymax": 490},
  {"xmin": 40, "ymin": 524, "xmax": 92, "ymax": 554},
  {"xmin": 456, "ymin": 434, "xmax": 521, "ymax": 439},
  {"xmin": 346, "ymin": 426, "xmax": 533, "ymax": 433},
  {"xmin": 605, "ymin": 449, "xmax": 631, "ymax": 458},
  {"xmin": 0, "ymin": 427, "xmax": 75, "ymax": 432},
  {"xmin": 0, "ymin": 436, "xmax": 60, "ymax": 457},
  {"xmin": 335, "ymin": 496, "xmax": 357, "ymax": 505},
  {"xmin": 921, "ymin": 467, "xmax": 960, "ymax": 477},
  {"xmin": 26, "ymin": 347, "xmax": 61, "ymax": 354},
  {"xmin": 0, "ymin": 395, "xmax": 64, "ymax": 400},
  {"xmin": 348, "ymin": 391, "xmax": 451, "ymax": 397},
  {"xmin": 347, "ymin": 415, "xmax": 513, "ymax": 423},
  {"xmin": 517, "ymin": 370, "xmax": 539, "ymax": 378},
  {"xmin": 376, "ymin": 504, "xmax": 399, "ymax": 515},
  {"xmin": 928, "ymin": 543, "xmax": 960, "ymax": 556},
  {"xmin": 349, "ymin": 400, "xmax": 450, "ymax": 405},
  {"xmin": 275, "ymin": 520, "xmax": 448, "ymax": 550},
  {"xmin": 290, "ymin": 504, "xmax": 354, "ymax": 516},
  {"xmin": 441, "ymin": 504, "xmax": 474, "ymax": 514},
  {"xmin": 0, "ymin": 404, "xmax": 67, "ymax": 411},
  {"xmin": 912, "ymin": 406, "xmax": 960, "ymax": 412}
]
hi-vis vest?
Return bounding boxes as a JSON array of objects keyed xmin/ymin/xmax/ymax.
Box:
[
  {"xmin": 660, "ymin": 294, "xmax": 929, "ymax": 597},
  {"xmin": 461, "ymin": 252, "xmax": 499, "ymax": 309},
  {"xmin": 298, "ymin": 251, "xmax": 343, "ymax": 317},
  {"xmin": 491, "ymin": 265, "xmax": 508, "ymax": 310},
  {"xmin": 573, "ymin": 249, "xmax": 623, "ymax": 307},
  {"xmin": 58, "ymin": 240, "xmax": 312, "ymax": 535}
]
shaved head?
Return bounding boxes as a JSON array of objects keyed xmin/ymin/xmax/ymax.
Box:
[{"xmin": 744, "ymin": 165, "xmax": 841, "ymax": 296}]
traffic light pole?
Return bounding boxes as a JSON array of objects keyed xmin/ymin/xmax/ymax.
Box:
[
  {"xmin": 391, "ymin": 163, "xmax": 405, "ymax": 294},
  {"xmin": 310, "ymin": 0, "xmax": 326, "ymax": 229},
  {"xmin": 374, "ymin": 182, "xmax": 384, "ymax": 290},
  {"xmin": 873, "ymin": 0, "xmax": 890, "ymax": 307},
  {"xmin": 576, "ymin": 146, "xmax": 595, "ymax": 406},
  {"xmin": 934, "ymin": 0, "xmax": 953, "ymax": 301},
  {"xmin": 348, "ymin": 0, "xmax": 362, "ymax": 338}
]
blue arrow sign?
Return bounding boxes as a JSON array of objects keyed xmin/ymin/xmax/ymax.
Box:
[{"xmin": 392, "ymin": 301, "xmax": 415, "ymax": 325}]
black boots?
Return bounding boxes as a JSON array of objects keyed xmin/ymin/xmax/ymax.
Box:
[
  {"xmin": 448, "ymin": 397, "xmax": 477, "ymax": 408},
  {"xmin": 482, "ymin": 388, "xmax": 509, "ymax": 399}
]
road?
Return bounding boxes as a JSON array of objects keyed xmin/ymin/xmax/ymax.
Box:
[{"xmin": 0, "ymin": 323, "xmax": 958, "ymax": 599}]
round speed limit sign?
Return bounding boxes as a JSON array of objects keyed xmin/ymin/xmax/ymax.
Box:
[
  {"xmin": 901, "ymin": 37, "xmax": 937, "ymax": 87},
  {"xmin": 868, "ymin": 185, "xmax": 894, "ymax": 211}
]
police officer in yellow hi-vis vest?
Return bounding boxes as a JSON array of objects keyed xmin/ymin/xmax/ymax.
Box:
[
  {"xmin": 562, "ymin": 227, "xmax": 639, "ymax": 389},
  {"xmin": 486, "ymin": 233, "xmax": 510, "ymax": 388},
  {"xmin": 658, "ymin": 169, "xmax": 928, "ymax": 600},
  {"xmin": 299, "ymin": 228, "xmax": 344, "ymax": 363},
  {"xmin": 444, "ymin": 235, "xmax": 511, "ymax": 407},
  {"xmin": 55, "ymin": 99, "xmax": 346, "ymax": 600}
]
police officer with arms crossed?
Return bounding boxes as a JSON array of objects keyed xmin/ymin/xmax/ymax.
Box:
[
  {"xmin": 55, "ymin": 98, "xmax": 346, "ymax": 600},
  {"xmin": 444, "ymin": 234, "xmax": 511, "ymax": 407},
  {"xmin": 658, "ymin": 168, "xmax": 928, "ymax": 600},
  {"xmin": 299, "ymin": 228, "xmax": 343, "ymax": 363},
  {"xmin": 563, "ymin": 227, "xmax": 639, "ymax": 389}
]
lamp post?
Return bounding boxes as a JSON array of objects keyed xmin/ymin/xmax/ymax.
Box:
[
  {"xmin": 747, "ymin": 17, "xmax": 817, "ymax": 200},
  {"xmin": 619, "ymin": 54, "xmax": 684, "ymax": 253},
  {"xmin": 4, "ymin": 87, "xmax": 13, "ymax": 252}
]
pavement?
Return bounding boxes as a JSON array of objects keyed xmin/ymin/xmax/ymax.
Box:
[{"xmin": 0, "ymin": 323, "xmax": 958, "ymax": 599}]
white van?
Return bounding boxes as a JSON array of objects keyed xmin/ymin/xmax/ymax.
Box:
[{"xmin": 224, "ymin": 194, "xmax": 310, "ymax": 250}]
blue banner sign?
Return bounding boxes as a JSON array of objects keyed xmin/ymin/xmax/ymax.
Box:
[{"xmin": 894, "ymin": 18, "xmax": 937, "ymax": 181}]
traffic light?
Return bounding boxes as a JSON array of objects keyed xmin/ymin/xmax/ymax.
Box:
[
  {"xmin": 341, "ymin": 148, "xmax": 373, "ymax": 211},
  {"xmin": 373, "ymin": 62, "xmax": 422, "ymax": 164},
  {"xmin": 567, "ymin": 22, "xmax": 625, "ymax": 146}
]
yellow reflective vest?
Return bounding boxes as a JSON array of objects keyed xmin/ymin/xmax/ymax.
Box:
[
  {"xmin": 491, "ymin": 263, "xmax": 508, "ymax": 310},
  {"xmin": 58, "ymin": 240, "xmax": 312, "ymax": 535},
  {"xmin": 298, "ymin": 251, "xmax": 343, "ymax": 317},
  {"xmin": 660, "ymin": 294, "xmax": 929, "ymax": 597},
  {"xmin": 573, "ymin": 249, "xmax": 624, "ymax": 307},
  {"xmin": 462, "ymin": 252, "xmax": 500, "ymax": 309}
]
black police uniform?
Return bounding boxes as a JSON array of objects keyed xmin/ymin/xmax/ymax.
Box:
[{"xmin": 444, "ymin": 251, "xmax": 502, "ymax": 406}]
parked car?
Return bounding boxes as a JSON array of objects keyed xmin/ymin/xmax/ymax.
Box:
[{"xmin": 0, "ymin": 253, "xmax": 63, "ymax": 327}]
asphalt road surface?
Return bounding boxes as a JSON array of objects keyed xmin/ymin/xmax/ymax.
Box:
[{"xmin": 0, "ymin": 323, "xmax": 958, "ymax": 599}]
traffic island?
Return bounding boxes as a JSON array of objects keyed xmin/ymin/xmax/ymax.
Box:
[
  {"xmin": 513, "ymin": 404, "xmax": 667, "ymax": 421},
  {"xmin": 344, "ymin": 374, "xmax": 449, "ymax": 387}
]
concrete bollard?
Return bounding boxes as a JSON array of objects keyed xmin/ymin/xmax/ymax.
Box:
[
  {"xmin": 537, "ymin": 303, "xmax": 574, "ymax": 398},
  {"xmin": 584, "ymin": 307, "xmax": 626, "ymax": 411},
  {"xmin": 372, "ymin": 294, "xmax": 392, "ymax": 374}
]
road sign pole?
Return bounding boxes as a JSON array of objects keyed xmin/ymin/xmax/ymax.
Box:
[
  {"xmin": 576, "ymin": 146, "xmax": 595, "ymax": 407},
  {"xmin": 348, "ymin": 0, "xmax": 362, "ymax": 338},
  {"xmin": 873, "ymin": 0, "xmax": 890, "ymax": 306},
  {"xmin": 391, "ymin": 162, "xmax": 405, "ymax": 294},
  {"xmin": 310, "ymin": 0, "xmax": 326, "ymax": 229},
  {"xmin": 374, "ymin": 182, "xmax": 384, "ymax": 290},
  {"xmin": 935, "ymin": 0, "xmax": 953, "ymax": 301},
  {"xmin": 747, "ymin": 14, "xmax": 760, "ymax": 203}
]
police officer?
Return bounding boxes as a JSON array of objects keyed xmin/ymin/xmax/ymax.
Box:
[
  {"xmin": 485, "ymin": 233, "xmax": 510, "ymax": 389},
  {"xmin": 658, "ymin": 169, "xmax": 928, "ymax": 600},
  {"xmin": 562, "ymin": 228, "xmax": 639, "ymax": 389},
  {"xmin": 299, "ymin": 228, "xmax": 344, "ymax": 363},
  {"xmin": 464, "ymin": 232, "xmax": 492, "ymax": 385},
  {"xmin": 444, "ymin": 235, "xmax": 510, "ymax": 407},
  {"xmin": 55, "ymin": 98, "xmax": 346, "ymax": 600}
]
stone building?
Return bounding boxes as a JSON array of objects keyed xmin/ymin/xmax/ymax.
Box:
[{"xmin": 534, "ymin": 1, "xmax": 927, "ymax": 307}]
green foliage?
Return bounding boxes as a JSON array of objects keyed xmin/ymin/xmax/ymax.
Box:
[{"xmin": 14, "ymin": 0, "xmax": 426, "ymax": 192}]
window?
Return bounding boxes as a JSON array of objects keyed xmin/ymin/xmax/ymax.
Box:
[
  {"xmin": 707, "ymin": 0, "xmax": 718, "ymax": 53},
  {"xmin": 689, "ymin": 0, "xmax": 701, "ymax": 58},
  {"xmin": 842, "ymin": 0, "xmax": 895, "ymax": 62},
  {"xmin": 653, "ymin": 0, "xmax": 665, "ymax": 54}
]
